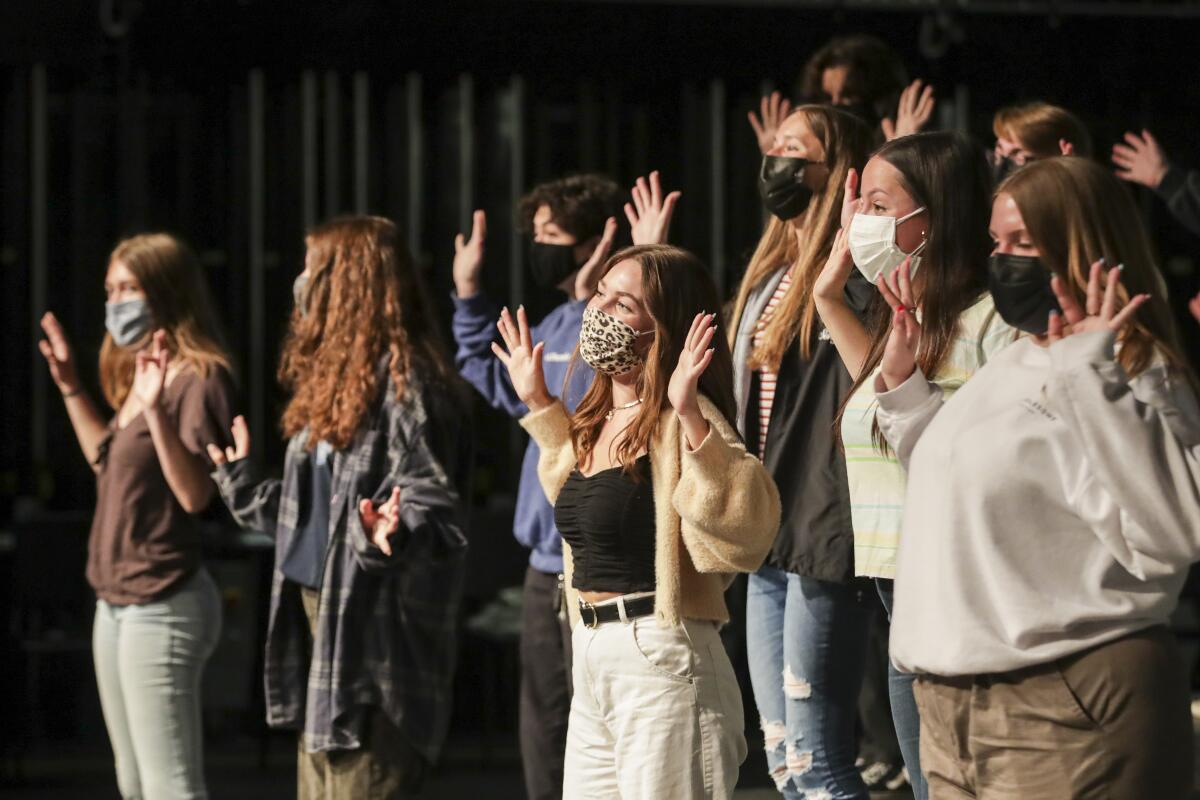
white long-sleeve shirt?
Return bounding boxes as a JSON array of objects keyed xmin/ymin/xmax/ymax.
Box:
[{"xmin": 876, "ymin": 330, "xmax": 1200, "ymax": 676}]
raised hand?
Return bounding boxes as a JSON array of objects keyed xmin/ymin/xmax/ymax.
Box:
[
  {"xmin": 667, "ymin": 312, "xmax": 717, "ymax": 420},
  {"xmin": 132, "ymin": 330, "xmax": 170, "ymax": 412},
  {"xmin": 814, "ymin": 227, "xmax": 855, "ymax": 302},
  {"xmin": 206, "ymin": 415, "xmax": 251, "ymax": 466},
  {"xmin": 839, "ymin": 168, "xmax": 862, "ymax": 231},
  {"xmin": 747, "ymin": 91, "xmax": 792, "ymax": 155},
  {"xmin": 625, "ymin": 171, "xmax": 682, "ymax": 246},
  {"xmin": 1112, "ymin": 130, "xmax": 1169, "ymax": 190},
  {"xmin": 453, "ymin": 210, "xmax": 487, "ymax": 298},
  {"xmin": 882, "ymin": 80, "xmax": 935, "ymax": 141},
  {"xmin": 573, "ymin": 216, "xmax": 618, "ymax": 301},
  {"xmin": 38, "ymin": 311, "xmax": 80, "ymax": 394},
  {"xmin": 1188, "ymin": 291, "xmax": 1200, "ymax": 325},
  {"xmin": 1046, "ymin": 259, "xmax": 1149, "ymax": 342},
  {"xmin": 875, "ymin": 257, "xmax": 921, "ymax": 389},
  {"xmin": 360, "ymin": 486, "xmax": 403, "ymax": 556},
  {"xmin": 491, "ymin": 305, "xmax": 552, "ymax": 410}
]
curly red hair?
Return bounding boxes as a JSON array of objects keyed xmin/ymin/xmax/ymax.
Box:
[{"xmin": 278, "ymin": 216, "xmax": 458, "ymax": 449}]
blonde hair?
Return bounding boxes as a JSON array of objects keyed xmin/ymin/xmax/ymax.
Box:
[
  {"xmin": 1001, "ymin": 157, "xmax": 1187, "ymax": 379},
  {"xmin": 729, "ymin": 105, "xmax": 872, "ymax": 368},
  {"xmin": 992, "ymin": 102, "xmax": 1092, "ymax": 159},
  {"xmin": 99, "ymin": 233, "xmax": 230, "ymax": 409}
]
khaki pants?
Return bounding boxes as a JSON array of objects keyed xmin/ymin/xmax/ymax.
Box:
[
  {"xmin": 297, "ymin": 588, "xmax": 427, "ymax": 800},
  {"xmin": 913, "ymin": 626, "xmax": 1192, "ymax": 799}
]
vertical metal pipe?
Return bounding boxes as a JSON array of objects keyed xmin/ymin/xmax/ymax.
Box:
[
  {"xmin": 709, "ymin": 79, "xmax": 727, "ymax": 298},
  {"xmin": 30, "ymin": 64, "xmax": 48, "ymax": 464},
  {"xmin": 508, "ymin": 76, "xmax": 526, "ymax": 311},
  {"xmin": 301, "ymin": 70, "xmax": 318, "ymax": 230},
  {"xmin": 248, "ymin": 70, "xmax": 266, "ymax": 457},
  {"xmin": 458, "ymin": 73, "xmax": 474, "ymax": 234},
  {"xmin": 353, "ymin": 71, "xmax": 369, "ymax": 214},
  {"xmin": 405, "ymin": 72, "xmax": 422, "ymax": 254},
  {"xmin": 323, "ymin": 71, "xmax": 340, "ymax": 217}
]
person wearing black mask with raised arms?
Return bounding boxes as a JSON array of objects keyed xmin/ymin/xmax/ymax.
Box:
[{"xmin": 450, "ymin": 172, "xmax": 678, "ymax": 800}]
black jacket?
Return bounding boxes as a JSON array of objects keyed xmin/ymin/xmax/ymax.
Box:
[
  {"xmin": 733, "ymin": 267, "xmax": 876, "ymax": 583},
  {"xmin": 1157, "ymin": 166, "xmax": 1200, "ymax": 239}
]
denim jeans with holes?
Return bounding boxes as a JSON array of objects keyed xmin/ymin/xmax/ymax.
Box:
[{"xmin": 746, "ymin": 565, "xmax": 870, "ymax": 800}]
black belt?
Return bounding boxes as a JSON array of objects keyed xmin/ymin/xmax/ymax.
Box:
[{"xmin": 578, "ymin": 594, "xmax": 656, "ymax": 628}]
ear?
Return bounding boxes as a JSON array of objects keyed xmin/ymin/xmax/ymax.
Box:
[{"xmin": 1059, "ymin": 139, "xmax": 1075, "ymax": 157}]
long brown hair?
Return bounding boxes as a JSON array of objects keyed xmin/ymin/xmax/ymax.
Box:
[
  {"xmin": 1001, "ymin": 157, "xmax": 1189, "ymax": 379},
  {"xmin": 836, "ymin": 131, "xmax": 998, "ymax": 450},
  {"xmin": 729, "ymin": 105, "xmax": 873, "ymax": 367},
  {"xmin": 568, "ymin": 245, "xmax": 736, "ymax": 472},
  {"xmin": 99, "ymin": 233, "xmax": 230, "ymax": 409},
  {"xmin": 278, "ymin": 216, "xmax": 460, "ymax": 449}
]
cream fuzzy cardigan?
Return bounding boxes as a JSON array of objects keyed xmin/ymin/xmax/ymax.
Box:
[{"xmin": 520, "ymin": 395, "xmax": 782, "ymax": 627}]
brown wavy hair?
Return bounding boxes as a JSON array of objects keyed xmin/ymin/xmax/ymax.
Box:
[
  {"xmin": 278, "ymin": 216, "xmax": 460, "ymax": 449},
  {"xmin": 729, "ymin": 105, "xmax": 873, "ymax": 368},
  {"xmin": 1000, "ymin": 157, "xmax": 1189, "ymax": 380},
  {"xmin": 567, "ymin": 245, "xmax": 737, "ymax": 473},
  {"xmin": 99, "ymin": 233, "xmax": 230, "ymax": 409}
]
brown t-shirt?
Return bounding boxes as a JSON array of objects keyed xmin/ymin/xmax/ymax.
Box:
[{"xmin": 86, "ymin": 366, "xmax": 236, "ymax": 605}]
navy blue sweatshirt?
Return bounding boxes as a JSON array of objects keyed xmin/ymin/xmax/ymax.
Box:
[{"xmin": 452, "ymin": 292, "xmax": 592, "ymax": 573}]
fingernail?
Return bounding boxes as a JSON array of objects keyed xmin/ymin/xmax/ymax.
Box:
[
  {"xmin": 1098, "ymin": 257, "xmax": 1107, "ymax": 266},
  {"xmin": 1117, "ymin": 263, "xmax": 1125, "ymax": 272}
]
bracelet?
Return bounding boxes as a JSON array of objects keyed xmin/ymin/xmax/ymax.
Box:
[{"xmin": 62, "ymin": 387, "xmax": 83, "ymax": 399}]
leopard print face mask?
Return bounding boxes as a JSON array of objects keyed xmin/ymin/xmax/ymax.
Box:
[{"xmin": 578, "ymin": 306, "xmax": 653, "ymax": 376}]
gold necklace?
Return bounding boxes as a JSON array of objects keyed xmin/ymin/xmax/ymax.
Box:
[{"xmin": 605, "ymin": 397, "xmax": 643, "ymax": 422}]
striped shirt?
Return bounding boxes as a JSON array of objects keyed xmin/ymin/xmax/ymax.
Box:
[
  {"xmin": 753, "ymin": 269, "xmax": 795, "ymax": 459},
  {"xmin": 844, "ymin": 293, "xmax": 1017, "ymax": 579}
]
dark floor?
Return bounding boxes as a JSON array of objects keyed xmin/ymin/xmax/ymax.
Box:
[{"xmin": 1, "ymin": 735, "xmax": 914, "ymax": 799}]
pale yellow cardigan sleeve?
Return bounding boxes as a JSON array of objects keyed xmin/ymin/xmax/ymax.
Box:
[
  {"xmin": 517, "ymin": 400, "xmax": 578, "ymax": 505},
  {"xmin": 673, "ymin": 398, "xmax": 781, "ymax": 574}
]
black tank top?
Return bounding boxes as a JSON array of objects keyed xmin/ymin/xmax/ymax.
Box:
[{"xmin": 554, "ymin": 454, "xmax": 656, "ymax": 593}]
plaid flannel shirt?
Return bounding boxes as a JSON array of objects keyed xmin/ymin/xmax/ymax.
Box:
[{"xmin": 214, "ymin": 373, "xmax": 469, "ymax": 761}]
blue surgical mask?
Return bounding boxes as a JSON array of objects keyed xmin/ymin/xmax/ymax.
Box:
[
  {"xmin": 105, "ymin": 298, "xmax": 152, "ymax": 347},
  {"xmin": 293, "ymin": 273, "xmax": 309, "ymax": 315}
]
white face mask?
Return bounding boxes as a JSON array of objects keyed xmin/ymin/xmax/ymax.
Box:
[{"xmin": 848, "ymin": 206, "xmax": 927, "ymax": 284}]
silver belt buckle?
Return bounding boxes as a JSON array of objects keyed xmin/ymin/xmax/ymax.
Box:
[{"xmin": 579, "ymin": 599, "xmax": 599, "ymax": 629}]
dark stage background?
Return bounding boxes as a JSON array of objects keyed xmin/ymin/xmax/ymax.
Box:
[{"xmin": 2, "ymin": 0, "xmax": 1199, "ymax": 794}]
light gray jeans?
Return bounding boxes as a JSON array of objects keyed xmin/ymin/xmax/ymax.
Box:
[
  {"xmin": 565, "ymin": 614, "xmax": 747, "ymax": 799},
  {"xmin": 93, "ymin": 568, "xmax": 222, "ymax": 800}
]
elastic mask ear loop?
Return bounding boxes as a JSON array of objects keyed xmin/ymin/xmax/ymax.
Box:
[{"xmin": 897, "ymin": 206, "xmax": 928, "ymax": 258}]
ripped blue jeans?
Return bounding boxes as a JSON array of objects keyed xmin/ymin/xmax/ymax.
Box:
[{"xmin": 746, "ymin": 565, "xmax": 869, "ymax": 800}]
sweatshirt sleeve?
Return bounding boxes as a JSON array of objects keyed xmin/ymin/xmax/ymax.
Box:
[
  {"xmin": 672, "ymin": 401, "xmax": 780, "ymax": 574},
  {"xmin": 1156, "ymin": 166, "xmax": 1200, "ymax": 239},
  {"xmin": 518, "ymin": 401, "xmax": 578, "ymax": 505},
  {"xmin": 452, "ymin": 292, "xmax": 528, "ymax": 418},
  {"xmin": 874, "ymin": 368, "xmax": 946, "ymax": 470},
  {"xmin": 1048, "ymin": 329, "xmax": 1200, "ymax": 579}
]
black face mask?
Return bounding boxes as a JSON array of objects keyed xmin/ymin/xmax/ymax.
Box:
[
  {"xmin": 992, "ymin": 154, "xmax": 1018, "ymax": 185},
  {"xmin": 838, "ymin": 101, "xmax": 880, "ymax": 128},
  {"xmin": 529, "ymin": 241, "xmax": 581, "ymax": 288},
  {"xmin": 759, "ymin": 156, "xmax": 815, "ymax": 221},
  {"xmin": 987, "ymin": 253, "xmax": 1062, "ymax": 335}
]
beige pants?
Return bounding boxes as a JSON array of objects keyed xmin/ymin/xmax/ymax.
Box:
[
  {"xmin": 914, "ymin": 626, "xmax": 1192, "ymax": 799},
  {"xmin": 563, "ymin": 615, "xmax": 747, "ymax": 799},
  {"xmin": 297, "ymin": 588, "xmax": 426, "ymax": 800}
]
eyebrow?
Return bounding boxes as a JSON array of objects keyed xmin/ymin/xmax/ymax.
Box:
[{"xmin": 866, "ymin": 188, "xmax": 891, "ymax": 199}]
